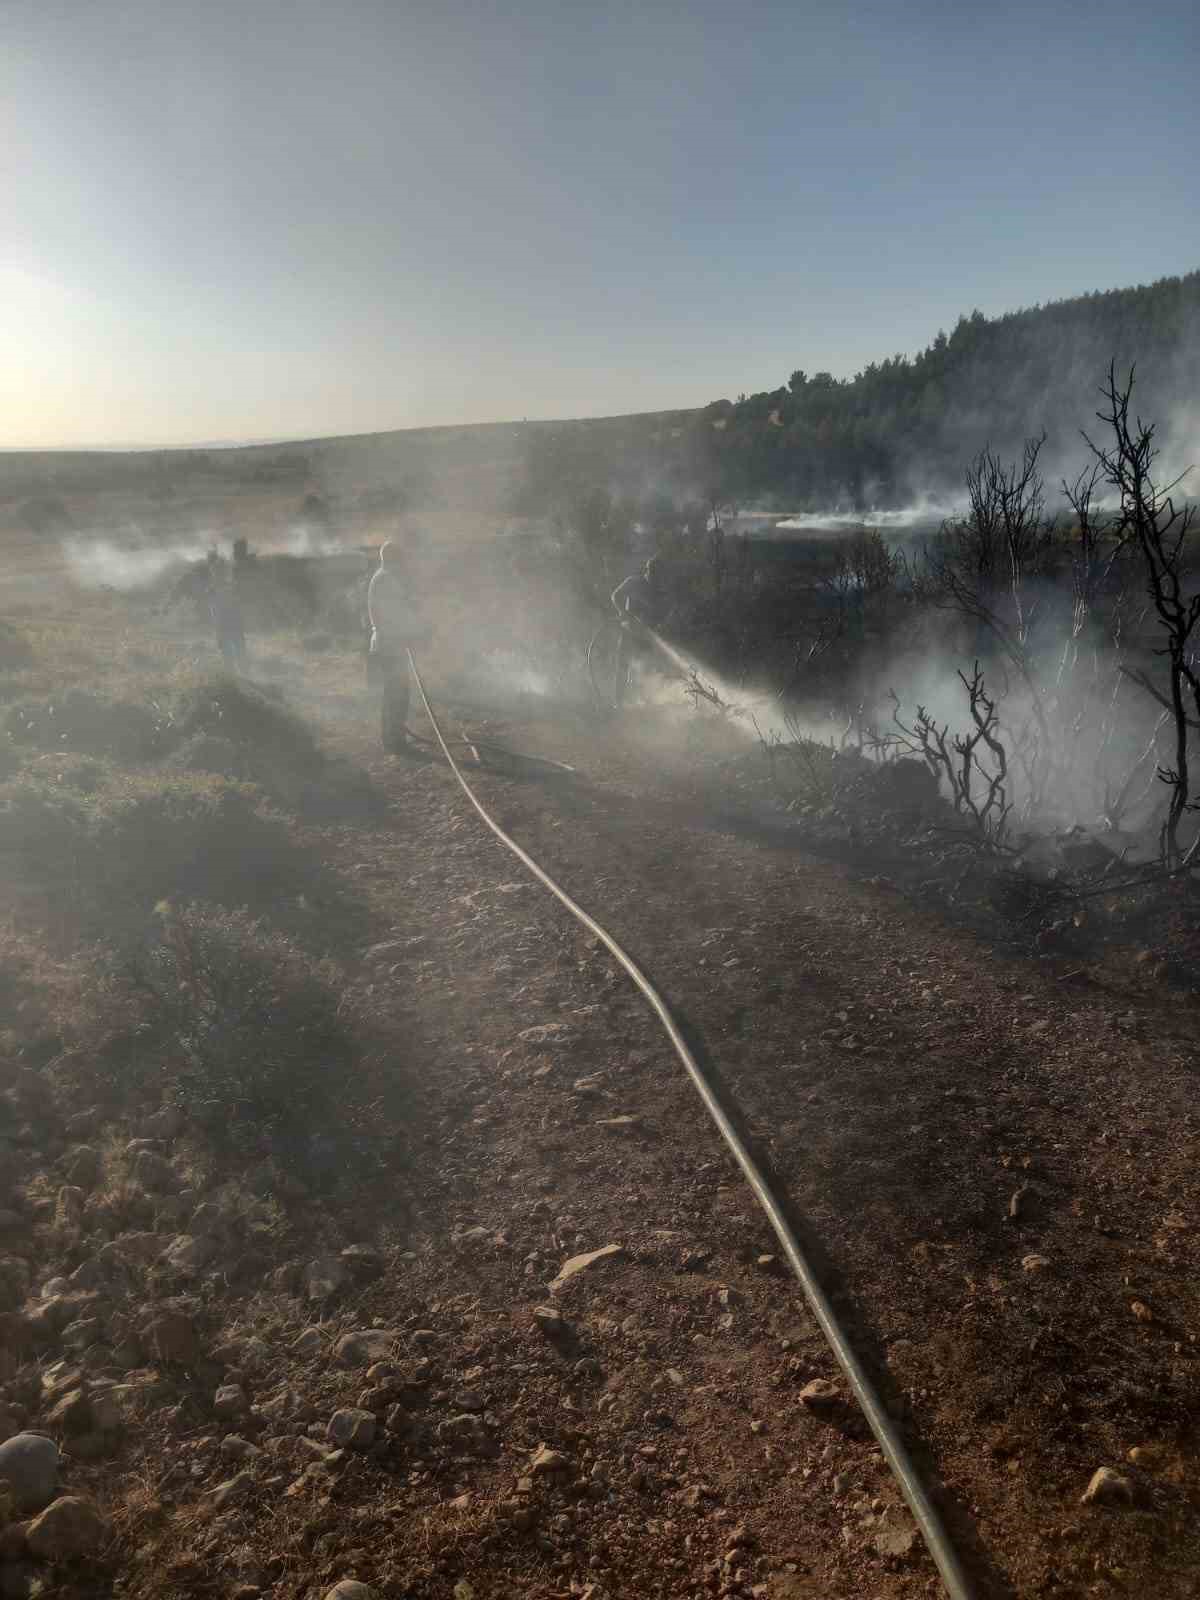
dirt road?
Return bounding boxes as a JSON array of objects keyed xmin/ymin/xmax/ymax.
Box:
[{"xmin": 286, "ymin": 685, "xmax": 1200, "ymax": 1600}]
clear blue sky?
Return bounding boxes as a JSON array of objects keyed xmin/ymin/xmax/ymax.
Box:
[{"xmin": 3, "ymin": 0, "xmax": 1197, "ymax": 447}]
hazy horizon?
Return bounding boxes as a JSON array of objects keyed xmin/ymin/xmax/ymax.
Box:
[{"xmin": 5, "ymin": 0, "xmax": 1198, "ymax": 451}]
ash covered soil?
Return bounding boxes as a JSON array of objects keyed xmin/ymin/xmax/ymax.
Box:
[{"xmin": 11, "ymin": 674, "xmax": 1200, "ymax": 1600}]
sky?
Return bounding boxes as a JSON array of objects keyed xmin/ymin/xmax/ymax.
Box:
[{"xmin": 2, "ymin": 0, "xmax": 1198, "ymax": 449}]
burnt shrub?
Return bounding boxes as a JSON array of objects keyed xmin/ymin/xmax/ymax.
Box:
[
  {"xmin": 170, "ymin": 677, "xmax": 323, "ymax": 778},
  {"xmin": 74, "ymin": 906, "xmax": 397, "ymax": 1180},
  {"xmin": 5, "ymin": 688, "xmax": 164, "ymax": 762},
  {"xmin": 135, "ymin": 906, "xmax": 360, "ymax": 1162},
  {"xmin": 166, "ymin": 679, "xmax": 381, "ymax": 822},
  {"xmin": 0, "ymin": 769, "xmax": 308, "ymax": 946},
  {"xmin": 167, "ymin": 732, "xmax": 244, "ymax": 781}
]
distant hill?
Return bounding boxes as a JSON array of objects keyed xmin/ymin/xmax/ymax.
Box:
[{"xmin": 3, "ymin": 270, "xmax": 1196, "ymax": 550}]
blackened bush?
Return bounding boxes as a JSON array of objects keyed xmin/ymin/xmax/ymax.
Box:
[
  {"xmin": 168, "ymin": 732, "xmax": 244, "ymax": 780},
  {"xmin": 6, "ymin": 688, "xmax": 164, "ymax": 761},
  {"xmin": 171, "ymin": 678, "xmax": 322, "ymax": 777},
  {"xmin": 0, "ymin": 770, "xmax": 307, "ymax": 944},
  {"xmin": 127, "ymin": 905, "xmax": 372, "ymax": 1168}
]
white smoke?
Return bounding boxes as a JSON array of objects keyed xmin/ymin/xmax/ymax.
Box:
[
  {"xmin": 61, "ymin": 536, "xmax": 212, "ymax": 590},
  {"xmin": 282, "ymin": 525, "xmax": 343, "ymax": 557},
  {"xmin": 62, "ymin": 526, "xmax": 351, "ymax": 590},
  {"xmin": 773, "ymin": 499, "xmax": 965, "ymax": 535}
]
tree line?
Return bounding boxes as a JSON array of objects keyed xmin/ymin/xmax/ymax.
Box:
[{"xmin": 515, "ymin": 269, "xmax": 1200, "ymax": 515}]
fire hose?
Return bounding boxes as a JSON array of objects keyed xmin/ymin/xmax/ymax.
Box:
[
  {"xmin": 587, "ymin": 615, "xmax": 687, "ymax": 711},
  {"xmin": 407, "ymin": 648, "xmax": 978, "ymax": 1600}
]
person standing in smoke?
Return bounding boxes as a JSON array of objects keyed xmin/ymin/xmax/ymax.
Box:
[
  {"xmin": 611, "ymin": 556, "xmax": 661, "ymax": 708},
  {"xmin": 367, "ymin": 539, "xmax": 417, "ymax": 753},
  {"xmin": 208, "ymin": 560, "xmax": 246, "ymax": 673}
]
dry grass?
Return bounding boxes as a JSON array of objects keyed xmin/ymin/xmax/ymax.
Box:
[{"xmin": 1, "ymin": 587, "xmax": 400, "ymax": 1157}]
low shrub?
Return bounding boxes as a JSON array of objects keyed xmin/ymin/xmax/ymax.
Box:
[
  {"xmin": 135, "ymin": 905, "xmax": 360, "ymax": 1162},
  {"xmin": 0, "ymin": 769, "xmax": 308, "ymax": 946},
  {"xmin": 0, "ymin": 926, "xmax": 76, "ymax": 1061},
  {"xmin": 170, "ymin": 677, "xmax": 323, "ymax": 778},
  {"xmin": 0, "ymin": 624, "xmax": 32, "ymax": 672},
  {"xmin": 5, "ymin": 687, "xmax": 165, "ymax": 762},
  {"xmin": 72, "ymin": 906, "xmax": 398, "ymax": 1180},
  {"xmin": 167, "ymin": 732, "xmax": 244, "ymax": 780}
]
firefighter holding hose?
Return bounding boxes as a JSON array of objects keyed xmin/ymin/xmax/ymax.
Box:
[
  {"xmin": 610, "ymin": 555, "xmax": 663, "ymax": 708},
  {"xmin": 367, "ymin": 539, "xmax": 420, "ymax": 753}
]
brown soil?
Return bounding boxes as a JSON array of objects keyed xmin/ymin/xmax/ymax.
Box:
[
  {"xmin": 15, "ymin": 667, "xmax": 1200, "ymax": 1600},
  {"xmin": 248, "ymin": 687, "xmax": 1200, "ymax": 1597}
]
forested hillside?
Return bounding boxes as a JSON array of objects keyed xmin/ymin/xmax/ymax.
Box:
[{"xmin": 518, "ymin": 270, "xmax": 1200, "ymax": 516}]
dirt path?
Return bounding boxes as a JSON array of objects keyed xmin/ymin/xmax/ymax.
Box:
[{"xmin": 268, "ymin": 681, "xmax": 1200, "ymax": 1600}]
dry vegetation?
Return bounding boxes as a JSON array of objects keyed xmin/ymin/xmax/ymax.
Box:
[
  {"xmin": 0, "ymin": 590, "xmax": 426, "ymax": 1592},
  {"xmin": 1, "ymin": 386, "xmax": 1199, "ymax": 1598}
]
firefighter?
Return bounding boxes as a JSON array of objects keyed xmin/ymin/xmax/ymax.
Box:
[
  {"xmin": 610, "ymin": 556, "xmax": 662, "ymax": 707},
  {"xmin": 209, "ymin": 564, "xmax": 245, "ymax": 673},
  {"xmin": 366, "ymin": 540, "xmax": 418, "ymax": 752}
]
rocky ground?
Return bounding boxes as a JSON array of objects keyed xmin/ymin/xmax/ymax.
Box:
[{"xmin": 1, "ymin": 656, "xmax": 1199, "ymax": 1600}]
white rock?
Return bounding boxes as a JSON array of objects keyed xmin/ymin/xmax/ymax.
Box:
[
  {"xmin": 799, "ymin": 1379, "xmax": 841, "ymax": 1412},
  {"xmin": 530, "ymin": 1444, "xmax": 570, "ymax": 1474},
  {"xmin": 548, "ymin": 1243, "xmax": 625, "ymax": 1292},
  {"xmin": 873, "ymin": 1513, "xmax": 917, "ymax": 1558},
  {"xmin": 1081, "ymin": 1467, "xmax": 1134, "ymax": 1507}
]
